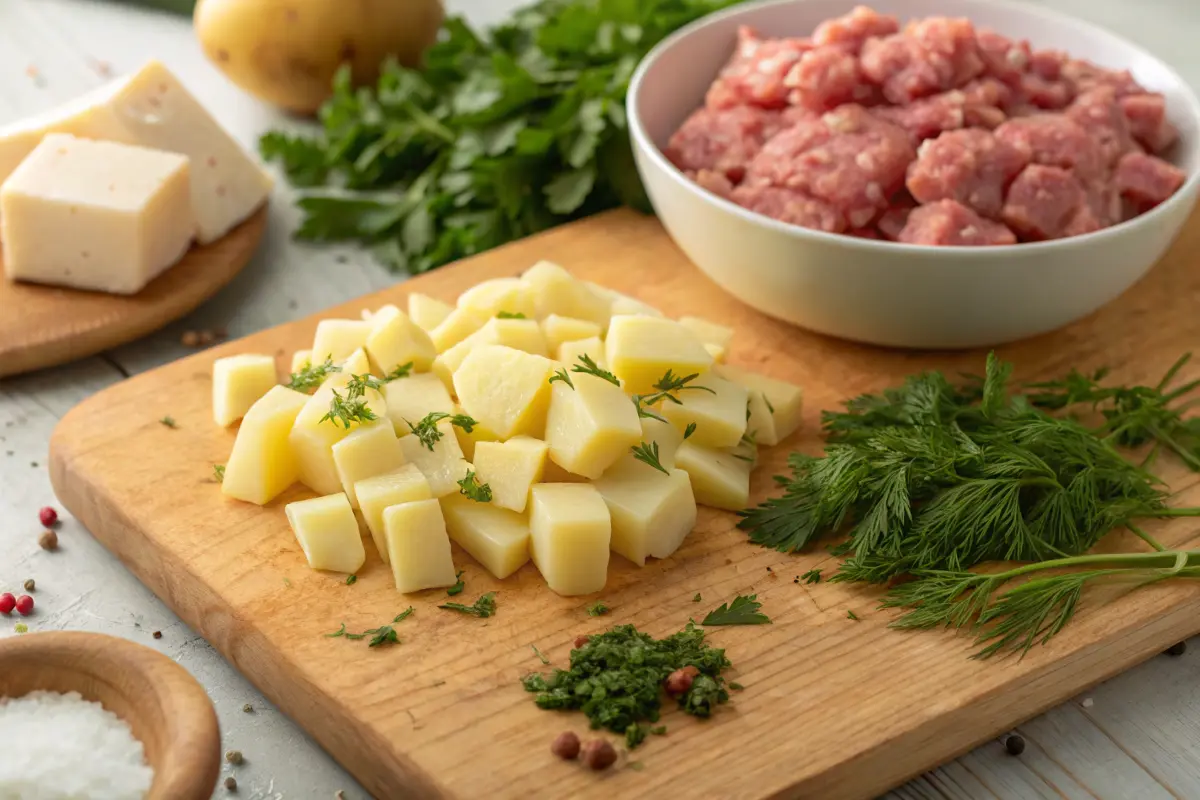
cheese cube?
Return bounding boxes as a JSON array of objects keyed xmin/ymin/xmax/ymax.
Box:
[
  {"xmin": 408, "ymin": 293, "xmax": 454, "ymax": 332},
  {"xmin": 605, "ymin": 316, "xmax": 713, "ymax": 395},
  {"xmin": 529, "ymin": 484, "xmax": 611, "ymax": 596},
  {"xmin": 471, "ymin": 436, "xmax": 548, "ymax": 513},
  {"xmin": 679, "ymin": 316, "xmax": 734, "ymax": 350},
  {"xmin": 366, "ymin": 305, "xmax": 436, "ymax": 375},
  {"xmin": 212, "ymin": 354, "xmax": 277, "ymax": 427},
  {"xmin": 312, "ymin": 320, "xmax": 371, "ymax": 366},
  {"xmin": 222, "ymin": 385, "xmax": 308, "ymax": 505},
  {"xmin": 288, "ymin": 374, "xmax": 385, "ymax": 495},
  {"xmin": 440, "ymin": 494, "xmax": 531, "ymax": 579},
  {"xmin": 660, "ymin": 375, "xmax": 749, "ymax": 449},
  {"xmin": 541, "ymin": 315, "xmax": 601, "ymax": 356},
  {"xmin": 714, "ymin": 365, "xmax": 803, "ymax": 445},
  {"xmin": 457, "ymin": 277, "xmax": 536, "ymax": 318},
  {"xmin": 383, "ymin": 373, "xmax": 454, "ymax": 433},
  {"xmin": 522, "ymin": 261, "xmax": 611, "ymax": 328},
  {"xmin": 285, "ymin": 493, "xmax": 365, "ymax": 574},
  {"xmin": 593, "ymin": 460, "xmax": 697, "ymax": 566},
  {"xmin": 290, "ymin": 350, "xmax": 313, "ymax": 373},
  {"xmin": 331, "ymin": 420, "xmax": 406, "ymax": 508},
  {"xmin": 1, "ymin": 135, "xmax": 194, "ymax": 294},
  {"xmin": 675, "ymin": 440, "xmax": 752, "ymax": 511},
  {"xmin": 0, "ymin": 60, "xmax": 272, "ymax": 244},
  {"xmin": 383, "ymin": 499, "xmax": 459, "ymax": 593},
  {"xmin": 639, "ymin": 416, "xmax": 684, "ymax": 470},
  {"xmin": 454, "ymin": 345, "xmax": 554, "ymax": 440},
  {"xmin": 430, "ymin": 307, "xmax": 489, "ymax": 352},
  {"xmin": 544, "ymin": 374, "xmax": 642, "ymax": 479},
  {"xmin": 557, "ymin": 336, "xmax": 607, "ymax": 369},
  {"xmin": 355, "ymin": 464, "xmax": 432, "ymax": 564},
  {"xmin": 432, "ymin": 318, "xmax": 550, "ymax": 387},
  {"xmin": 399, "ymin": 421, "xmax": 471, "ymax": 497}
]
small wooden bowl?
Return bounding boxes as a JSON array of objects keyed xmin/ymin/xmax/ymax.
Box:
[{"xmin": 0, "ymin": 631, "xmax": 220, "ymax": 799}]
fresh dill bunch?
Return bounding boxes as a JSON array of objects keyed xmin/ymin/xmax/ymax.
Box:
[
  {"xmin": 287, "ymin": 357, "xmax": 341, "ymax": 392},
  {"xmin": 408, "ymin": 411, "xmax": 478, "ymax": 450}
]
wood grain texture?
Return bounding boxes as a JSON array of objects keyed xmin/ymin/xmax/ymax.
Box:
[
  {"xmin": 0, "ymin": 206, "xmax": 267, "ymax": 379},
  {"xmin": 0, "ymin": 630, "xmax": 221, "ymax": 799},
  {"xmin": 46, "ymin": 208, "xmax": 1200, "ymax": 800}
]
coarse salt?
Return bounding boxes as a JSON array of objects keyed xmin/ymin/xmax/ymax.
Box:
[{"xmin": 0, "ymin": 691, "xmax": 153, "ymax": 800}]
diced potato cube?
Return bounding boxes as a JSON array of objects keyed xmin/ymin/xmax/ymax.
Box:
[
  {"xmin": 605, "ymin": 315, "xmax": 713, "ymax": 395},
  {"xmin": 212, "ymin": 354, "xmax": 277, "ymax": 427},
  {"xmin": 222, "ymin": 386, "xmax": 308, "ymax": 505},
  {"xmin": 557, "ymin": 336, "xmax": 607, "ymax": 368},
  {"xmin": 593, "ymin": 460, "xmax": 697, "ymax": 566},
  {"xmin": 365, "ymin": 305, "xmax": 436, "ymax": 375},
  {"xmin": 355, "ymin": 464, "xmax": 432, "ymax": 564},
  {"xmin": 312, "ymin": 319, "xmax": 371, "ymax": 364},
  {"xmin": 744, "ymin": 389, "xmax": 777, "ymax": 448},
  {"xmin": 660, "ymin": 374, "xmax": 748, "ymax": 449},
  {"xmin": 679, "ymin": 316, "xmax": 734, "ymax": 350},
  {"xmin": 715, "ymin": 365, "xmax": 803, "ymax": 445},
  {"xmin": 383, "ymin": 373, "xmax": 454, "ymax": 434},
  {"xmin": 331, "ymin": 419, "xmax": 406, "ymax": 508},
  {"xmin": 454, "ymin": 345, "xmax": 554, "ymax": 440},
  {"xmin": 440, "ymin": 494, "xmax": 531, "ymax": 579},
  {"xmin": 399, "ymin": 421, "xmax": 471, "ymax": 497},
  {"xmin": 472, "ymin": 436, "xmax": 547, "ymax": 513},
  {"xmin": 541, "ymin": 314, "xmax": 601, "ymax": 356},
  {"xmin": 288, "ymin": 374, "xmax": 386, "ymax": 495},
  {"xmin": 430, "ymin": 307, "xmax": 489, "ymax": 353},
  {"xmin": 290, "ymin": 350, "xmax": 313, "ymax": 373},
  {"xmin": 457, "ymin": 277, "xmax": 536, "ymax": 318},
  {"xmin": 529, "ymin": 483, "xmax": 611, "ymax": 596},
  {"xmin": 383, "ymin": 499, "xmax": 458, "ymax": 593},
  {"xmin": 608, "ymin": 293, "xmax": 664, "ymax": 318},
  {"xmin": 638, "ymin": 416, "xmax": 684, "ymax": 469},
  {"xmin": 408, "ymin": 293, "xmax": 454, "ymax": 332},
  {"xmin": 522, "ymin": 261, "xmax": 611, "ymax": 329},
  {"xmin": 675, "ymin": 440, "xmax": 752, "ymax": 511},
  {"xmin": 285, "ymin": 493, "xmax": 365, "ymax": 574},
  {"xmin": 545, "ymin": 373, "xmax": 642, "ymax": 479},
  {"xmin": 431, "ymin": 317, "xmax": 549, "ymax": 388}
]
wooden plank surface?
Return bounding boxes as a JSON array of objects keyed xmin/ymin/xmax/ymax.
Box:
[{"xmin": 47, "ymin": 207, "xmax": 1200, "ymax": 799}]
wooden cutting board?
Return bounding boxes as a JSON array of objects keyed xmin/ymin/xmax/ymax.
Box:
[
  {"xmin": 0, "ymin": 206, "xmax": 267, "ymax": 379},
  {"xmin": 49, "ymin": 208, "xmax": 1200, "ymax": 800}
]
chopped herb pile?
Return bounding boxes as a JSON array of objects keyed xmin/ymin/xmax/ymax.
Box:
[
  {"xmin": 701, "ymin": 594, "xmax": 770, "ymax": 626},
  {"xmin": 522, "ymin": 623, "xmax": 733, "ymax": 747},
  {"xmin": 260, "ymin": 0, "xmax": 739, "ymax": 273},
  {"xmin": 440, "ymin": 591, "xmax": 497, "ymax": 618}
]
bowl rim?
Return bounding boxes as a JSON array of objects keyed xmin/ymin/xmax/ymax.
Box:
[{"xmin": 627, "ymin": 0, "xmax": 1200, "ymax": 256}]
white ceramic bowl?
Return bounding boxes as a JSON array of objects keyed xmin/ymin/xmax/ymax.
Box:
[{"xmin": 628, "ymin": 0, "xmax": 1200, "ymax": 349}]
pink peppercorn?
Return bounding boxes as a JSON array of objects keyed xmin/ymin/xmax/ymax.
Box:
[
  {"xmin": 15, "ymin": 595, "xmax": 34, "ymax": 616},
  {"xmin": 0, "ymin": 593, "xmax": 14, "ymax": 615},
  {"xmin": 39, "ymin": 506, "xmax": 58, "ymax": 527}
]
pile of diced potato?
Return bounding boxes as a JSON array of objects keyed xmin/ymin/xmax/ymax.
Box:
[{"xmin": 212, "ymin": 262, "xmax": 802, "ymax": 597}]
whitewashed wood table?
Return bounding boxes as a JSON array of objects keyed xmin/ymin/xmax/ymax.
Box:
[{"xmin": 2, "ymin": 1, "xmax": 1199, "ymax": 798}]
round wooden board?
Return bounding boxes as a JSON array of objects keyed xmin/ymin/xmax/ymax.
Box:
[{"xmin": 0, "ymin": 205, "xmax": 268, "ymax": 379}]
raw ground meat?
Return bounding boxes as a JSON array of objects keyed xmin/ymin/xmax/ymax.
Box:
[
  {"xmin": 667, "ymin": 105, "xmax": 783, "ymax": 182},
  {"xmin": 907, "ymin": 129, "xmax": 1030, "ymax": 218},
  {"xmin": 898, "ymin": 199, "xmax": 1017, "ymax": 245},
  {"xmin": 746, "ymin": 104, "xmax": 915, "ymax": 228},
  {"xmin": 813, "ymin": 6, "xmax": 899, "ymax": 52},
  {"xmin": 669, "ymin": 6, "xmax": 1188, "ymax": 244},
  {"xmin": 1115, "ymin": 151, "xmax": 1187, "ymax": 211},
  {"xmin": 1002, "ymin": 164, "xmax": 1103, "ymax": 240}
]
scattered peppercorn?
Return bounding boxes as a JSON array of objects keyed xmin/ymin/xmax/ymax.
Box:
[
  {"xmin": 225, "ymin": 750, "xmax": 244, "ymax": 765},
  {"xmin": 0, "ymin": 593, "xmax": 14, "ymax": 615},
  {"xmin": 223, "ymin": 776, "xmax": 237, "ymax": 792},
  {"xmin": 39, "ymin": 530, "xmax": 58, "ymax": 551},
  {"xmin": 243, "ymin": 704, "xmax": 254, "ymax": 713},
  {"xmin": 664, "ymin": 665, "xmax": 699, "ymax": 697},
  {"xmin": 1165, "ymin": 641, "xmax": 1187, "ymax": 656},
  {"xmin": 181, "ymin": 330, "xmax": 200, "ymax": 347},
  {"xmin": 23, "ymin": 579, "xmax": 34, "ymax": 592},
  {"xmin": 1005, "ymin": 734, "xmax": 1026, "ymax": 756},
  {"xmin": 573, "ymin": 635, "xmax": 590, "ymax": 650},
  {"xmin": 153, "ymin": 631, "xmax": 162, "ymax": 640},
  {"xmin": 15, "ymin": 595, "xmax": 34, "ymax": 616},
  {"xmin": 550, "ymin": 731, "xmax": 581, "ymax": 760},
  {"xmin": 579, "ymin": 739, "xmax": 617, "ymax": 771},
  {"xmin": 38, "ymin": 506, "xmax": 58, "ymax": 527}
]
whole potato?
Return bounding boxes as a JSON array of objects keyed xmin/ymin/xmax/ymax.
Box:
[{"xmin": 194, "ymin": 0, "xmax": 444, "ymax": 114}]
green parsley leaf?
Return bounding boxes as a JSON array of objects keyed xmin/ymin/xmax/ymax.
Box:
[
  {"xmin": 345, "ymin": 575, "xmax": 357, "ymax": 585},
  {"xmin": 587, "ymin": 601, "xmax": 610, "ymax": 617},
  {"xmin": 320, "ymin": 387, "xmax": 377, "ymax": 428},
  {"xmin": 440, "ymin": 591, "xmax": 497, "ymax": 618},
  {"xmin": 692, "ymin": 592, "xmax": 702, "ymax": 602},
  {"xmin": 458, "ymin": 471, "xmax": 493, "ymax": 503},
  {"xmin": 728, "ymin": 682, "xmax": 744, "ymax": 691},
  {"xmin": 213, "ymin": 464, "xmax": 225, "ymax": 482},
  {"xmin": 847, "ymin": 610, "xmax": 860, "ymax": 621},
  {"xmin": 447, "ymin": 570, "xmax": 466, "ymax": 596},
  {"xmin": 408, "ymin": 411, "xmax": 478, "ymax": 450},
  {"xmin": 159, "ymin": 416, "xmax": 177, "ymax": 429},
  {"xmin": 625, "ymin": 721, "xmax": 648, "ymax": 749},
  {"xmin": 701, "ymin": 594, "xmax": 770, "ymax": 626}
]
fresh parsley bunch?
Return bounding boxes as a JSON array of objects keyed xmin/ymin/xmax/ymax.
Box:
[{"xmin": 260, "ymin": 0, "xmax": 738, "ymax": 273}]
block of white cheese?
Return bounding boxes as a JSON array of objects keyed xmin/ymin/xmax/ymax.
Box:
[
  {"xmin": 1, "ymin": 134, "xmax": 194, "ymax": 294},
  {"xmin": 0, "ymin": 60, "xmax": 272, "ymax": 243}
]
